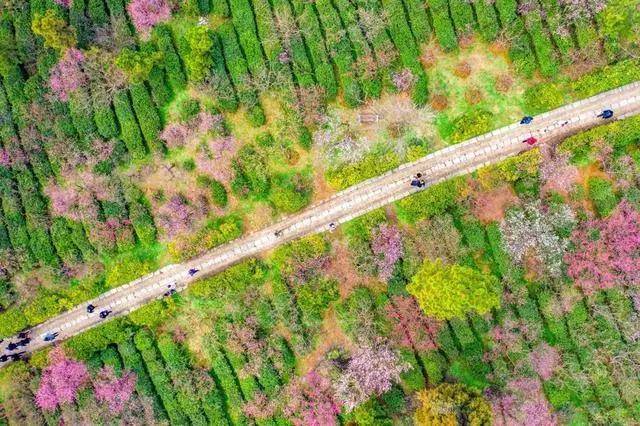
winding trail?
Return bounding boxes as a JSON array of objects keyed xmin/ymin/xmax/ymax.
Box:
[{"xmin": 2, "ymin": 82, "xmax": 640, "ymax": 365}]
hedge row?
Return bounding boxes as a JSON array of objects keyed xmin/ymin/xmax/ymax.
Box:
[
  {"xmin": 473, "ymin": 0, "xmax": 500, "ymax": 42},
  {"xmin": 229, "ymin": 0, "xmax": 268, "ymax": 78},
  {"xmin": 208, "ymin": 346, "xmax": 247, "ymax": 425},
  {"xmin": 448, "ymin": 0, "xmax": 476, "ymax": 36},
  {"xmin": 521, "ymin": 12, "xmax": 559, "ymax": 77},
  {"xmin": 354, "ymin": 0, "xmax": 400, "ymax": 90},
  {"xmin": 140, "ymin": 42, "xmax": 173, "ymax": 108},
  {"xmin": 156, "ymin": 334, "xmax": 209, "ymax": 425},
  {"xmin": 493, "ymin": 0, "xmax": 537, "ymax": 77},
  {"xmin": 129, "ymin": 83, "xmax": 163, "ymax": 153},
  {"xmin": 296, "ymin": 3, "xmax": 339, "ymax": 99},
  {"xmin": 402, "ymin": 0, "xmax": 431, "ymax": 42},
  {"xmin": 538, "ymin": 0, "xmax": 574, "ymax": 61},
  {"xmin": 217, "ymin": 22, "xmax": 265, "ymax": 126},
  {"xmin": 314, "ymin": 0, "xmax": 363, "ymax": 106},
  {"xmin": 118, "ymin": 338, "xmax": 169, "ymax": 421},
  {"xmin": 121, "ymin": 180, "xmax": 157, "ymax": 246},
  {"xmin": 134, "ymin": 330, "xmax": 189, "ymax": 425},
  {"xmin": 270, "ymin": 0, "xmax": 315, "ymax": 88},
  {"xmin": 427, "ymin": 0, "xmax": 458, "ymax": 51},
  {"xmin": 153, "ymin": 26, "xmax": 187, "ymax": 94},
  {"xmin": 332, "ymin": 0, "xmax": 382, "ymax": 99},
  {"xmin": 250, "ymin": 0, "xmax": 293, "ymax": 88},
  {"xmin": 381, "ymin": 0, "xmax": 428, "ymax": 105},
  {"xmin": 113, "ymin": 90, "xmax": 147, "ymax": 160}
]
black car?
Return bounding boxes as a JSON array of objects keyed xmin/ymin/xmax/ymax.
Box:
[
  {"xmin": 0, "ymin": 354, "xmax": 8, "ymax": 362},
  {"xmin": 188, "ymin": 268, "xmax": 199, "ymax": 276},
  {"xmin": 6, "ymin": 342, "xmax": 18, "ymax": 351},
  {"xmin": 99, "ymin": 310, "xmax": 112, "ymax": 319},
  {"xmin": 18, "ymin": 338, "xmax": 31, "ymax": 346},
  {"xmin": 87, "ymin": 304, "xmax": 96, "ymax": 313}
]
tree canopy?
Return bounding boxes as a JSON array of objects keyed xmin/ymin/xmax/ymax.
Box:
[{"xmin": 407, "ymin": 259, "xmax": 500, "ymax": 320}]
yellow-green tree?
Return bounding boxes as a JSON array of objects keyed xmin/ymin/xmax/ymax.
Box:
[
  {"xmin": 414, "ymin": 383, "xmax": 493, "ymax": 426},
  {"xmin": 407, "ymin": 259, "xmax": 500, "ymax": 320},
  {"xmin": 32, "ymin": 10, "xmax": 76, "ymax": 51}
]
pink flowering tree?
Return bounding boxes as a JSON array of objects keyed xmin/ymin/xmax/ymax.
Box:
[
  {"xmin": 243, "ymin": 370, "xmax": 341, "ymax": 425},
  {"xmin": 385, "ymin": 295, "xmax": 440, "ymax": 352},
  {"xmin": 0, "ymin": 148, "xmax": 10, "ymax": 168},
  {"xmin": 529, "ymin": 343, "xmax": 561, "ymax": 380},
  {"xmin": 35, "ymin": 347, "xmax": 89, "ymax": 411},
  {"xmin": 333, "ymin": 345, "xmax": 410, "ymax": 411},
  {"xmin": 371, "ymin": 224, "xmax": 403, "ymax": 281},
  {"xmin": 281, "ymin": 371, "xmax": 341, "ymax": 426},
  {"xmin": 127, "ymin": 0, "xmax": 171, "ymax": 35},
  {"xmin": 564, "ymin": 200, "xmax": 640, "ymax": 294},
  {"xmin": 93, "ymin": 366, "xmax": 137, "ymax": 414},
  {"xmin": 49, "ymin": 48, "xmax": 85, "ymax": 101},
  {"xmin": 489, "ymin": 377, "xmax": 557, "ymax": 426},
  {"xmin": 54, "ymin": 0, "xmax": 71, "ymax": 7}
]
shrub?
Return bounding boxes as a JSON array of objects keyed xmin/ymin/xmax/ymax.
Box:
[
  {"xmin": 115, "ymin": 48, "xmax": 162, "ymax": 84},
  {"xmin": 396, "ymin": 177, "xmax": 463, "ymax": 223},
  {"xmin": 450, "ymin": 109, "xmax": 493, "ymax": 142},
  {"xmin": 588, "ymin": 176, "xmax": 617, "ymax": 217},
  {"xmin": 231, "ymin": 145, "xmax": 270, "ymax": 198},
  {"xmin": 269, "ymin": 172, "xmax": 312, "ymax": 213}
]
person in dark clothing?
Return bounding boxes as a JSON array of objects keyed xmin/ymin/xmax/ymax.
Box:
[
  {"xmin": 597, "ymin": 109, "xmax": 614, "ymax": 119},
  {"xmin": 43, "ymin": 332, "xmax": 59, "ymax": 342}
]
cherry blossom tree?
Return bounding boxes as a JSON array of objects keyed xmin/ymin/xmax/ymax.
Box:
[
  {"xmin": 93, "ymin": 366, "xmax": 137, "ymax": 414},
  {"xmin": 159, "ymin": 123, "xmax": 190, "ymax": 148},
  {"xmin": 243, "ymin": 370, "xmax": 341, "ymax": 425},
  {"xmin": 385, "ymin": 295, "xmax": 440, "ymax": 351},
  {"xmin": 501, "ymin": 201, "xmax": 575, "ymax": 278},
  {"xmin": 333, "ymin": 345, "xmax": 410, "ymax": 411},
  {"xmin": 35, "ymin": 348, "xmax": 89, "ymax": 411},
  {"xmin": 126, "ymin": 0, "xmax": 171, "ymax": 35},
  {"xmin": 529, "ymin": 343, "xmax": 561, "ymax": 380},
  {"xmin": 565, "ymin": 200, "xmax": 640, "ymax": 294},
  {"xmin": 0, "ymin": 148, "xmax": 10, "ymax": 168},
  {"xmin": 371, "ymin": 224, "xmax": 403, "ymax": 281},
  {"xmin": 156, "ymin": 194, "xmax": 198, "ymax": 237},
  {"xmin": 282, "ymin": 371, "xmax": 341, "ymax": 426},
  {"xmin": 49, "ymin": 48, "xmax": 85, "ymax": 101},
  {"xmin": 54, "ymin": 0, "xmax": 71, "ymax": 7},
  {"xmin": 489, "ymin": 377, "xmax": 557, "ymax": 426},
  {"xmin": 391, "ymin": 69, "xmax": 415, "ymax": 92}
]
